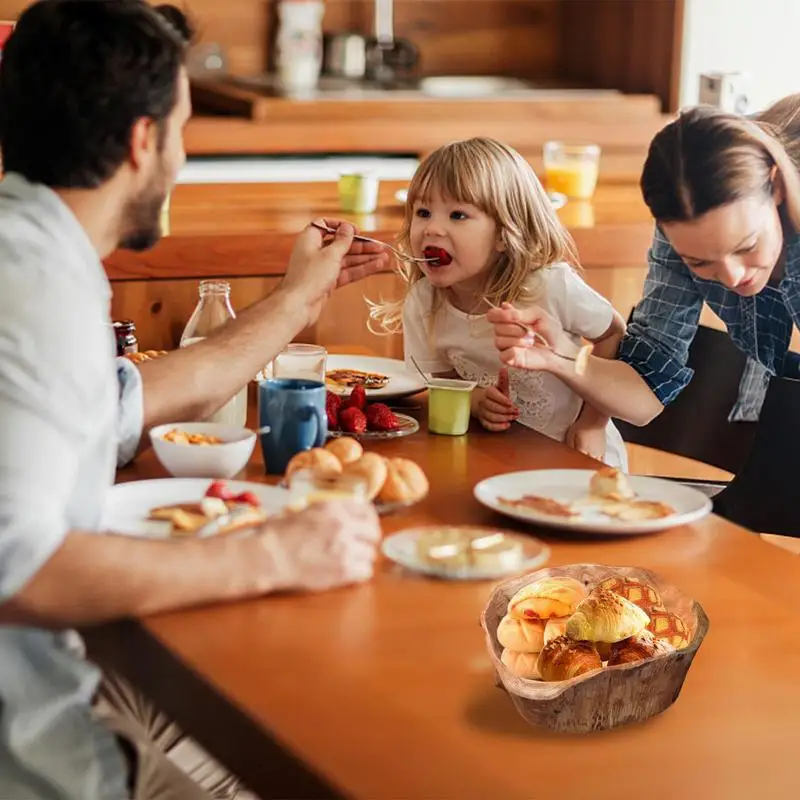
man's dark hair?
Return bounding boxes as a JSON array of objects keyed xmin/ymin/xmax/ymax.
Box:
[{"xmin": 0, "ymin": 1, "xmax": 193, "ymax": 188}]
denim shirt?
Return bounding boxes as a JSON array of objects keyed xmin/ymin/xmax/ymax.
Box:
[{"xmin": 617, "ymin": 225, "xmax": 800, "ymax": 421}]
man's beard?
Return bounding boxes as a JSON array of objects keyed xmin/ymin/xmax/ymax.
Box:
[{"xmin": 118, "ymin": 178, "xmax": 169, "ymax": 252}]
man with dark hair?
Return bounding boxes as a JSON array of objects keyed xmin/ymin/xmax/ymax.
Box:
[{"xmin": 0, "ymin": 2, "xmax": 390, "ymax": 798}]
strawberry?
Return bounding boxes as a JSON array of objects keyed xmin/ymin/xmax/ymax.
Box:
[
  {"xmin": 232, "ymin": 490, "xmax": 261, "ymax": 507},
  {"xmin": 343, "ymin": 384, "xmax": 367, "ymax": 412},
  {"xmin": 205, "ymin": 480, "xmax": 233, "ymax": 500},
  {"xmin": 339, "ymin": 406, "xmax": 367, "ymax": 434},
  {"xmin": 366, "ymin": 402, "xmax": 400, "ymax": 431},
  {"xmin": 326, "ymin": 391, "xmax": 341, "ymax": 430}
]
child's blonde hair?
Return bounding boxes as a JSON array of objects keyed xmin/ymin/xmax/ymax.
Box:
[{"xmin": 368, "ymin": 137, "xmax": 579, "ymax": 334}]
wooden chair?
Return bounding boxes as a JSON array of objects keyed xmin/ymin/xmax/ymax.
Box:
[
  {"xmin": 615, "ymin": 323, "xmax": 756, "ymax": 479},
  {"xmin": 713, "ymin": 376, "xmax": 800, "ymax": 536}
]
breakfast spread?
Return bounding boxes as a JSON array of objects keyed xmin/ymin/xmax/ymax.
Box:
[
  {"xmin": 498, "ymin": 573, "xmax": 689, "ymax": 683},
  {"xmin": 285, "ymin": 438, "xmax": 429, "ymax": 506},
  {"xmin": 415, "ymin": 528, "xmax": 524, "ymax": 572},
  {"xmin": 326, "ymin": 368, "xmax": 391, "ymax": 390},
  {"xmin": 499, "ymin": 467, "xmax": 675, "ymax": 522},
  {"xmin": 148, "ymin": 480, "xmax": 268, "ymax": 536},
  {"xmin": 161, "ymin": 428, "xmax": 224, "ymax": 446},
  {"xmin": 327, "ymin": 386, "xmax": 402, "ymax": 433}
]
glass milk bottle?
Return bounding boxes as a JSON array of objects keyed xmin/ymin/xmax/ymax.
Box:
[
  {"xmin": 276, "ymin": 0, "xmax": 325, "ymax": 95},
  {"xmin": 180, "ymin": 280, "xmax": 248, "ymax": 427}
]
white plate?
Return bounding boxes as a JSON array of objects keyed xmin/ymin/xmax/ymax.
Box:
[
  {"xmin": 394, "ymin": 188, "xmax": 567, "ymax": 211},
  {"xmin": 382, "ymin": 526, "xmax": 550, "ymax": 581},
  {"xmin": 326, "ymin": 354, "xmax": 426, "ymax": 399},
  {"xmin": 474, "ymin": 470, "xmax": 713, "ymax": 535},
  {"xmin": 102, "ymin": 478, "xmax": 289, "ymax": 538}
]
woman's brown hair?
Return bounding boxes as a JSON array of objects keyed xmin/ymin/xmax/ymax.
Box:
[{"xmin": 640, "ymin": 94, "xmax": 800, "ymax": 231}]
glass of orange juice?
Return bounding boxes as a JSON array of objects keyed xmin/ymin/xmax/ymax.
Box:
[{"xmin": 543, "ymin": 142, "xmax": 601, "ymax": 200}]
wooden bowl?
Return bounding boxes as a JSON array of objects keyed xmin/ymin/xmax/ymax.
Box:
[{"xmin": 480, "ymin": 563, "xmax": 709, "ymax": 733}]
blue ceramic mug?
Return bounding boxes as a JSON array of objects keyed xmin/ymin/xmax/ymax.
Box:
[{"xmin": 258, "ymin": 378, "xmax": 328, "ymax": 475}]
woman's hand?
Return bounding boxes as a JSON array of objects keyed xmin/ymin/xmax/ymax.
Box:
[{"xmin": 486, "ymin": 302, "xmax": 569, "ymax": 372}]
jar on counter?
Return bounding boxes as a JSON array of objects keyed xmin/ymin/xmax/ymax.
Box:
[{"xmin": 113, "ymin": 319, "xmax": 139, "ymax": 356}]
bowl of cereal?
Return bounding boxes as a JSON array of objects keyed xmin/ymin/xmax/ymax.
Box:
[{"xmin": 149, "ymin": 422, "xmax": 256, "ymax": 479}]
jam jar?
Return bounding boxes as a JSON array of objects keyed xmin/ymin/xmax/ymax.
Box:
[{"xmin": 113, "ymin": 320, "xmax": 139, "ymax": 356}]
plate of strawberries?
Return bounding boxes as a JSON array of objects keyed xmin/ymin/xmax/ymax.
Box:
[{"xmin": 327, "ymin": 385, "xmax": 420, "ymax": 440}]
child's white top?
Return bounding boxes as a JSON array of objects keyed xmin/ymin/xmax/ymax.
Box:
[{"xmin": 402, "ymin": 262, "xmax": 627, "ymax": 468}]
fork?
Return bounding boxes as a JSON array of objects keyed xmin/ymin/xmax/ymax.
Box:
[{"xmin": 311, "ymin": 222, "xmax": 436, "ymax": 264}]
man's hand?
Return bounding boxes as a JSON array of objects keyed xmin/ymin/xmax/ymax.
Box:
[
  {"xmin": 487, "ymin": 302, "xmax": 570, "ymax": 372},
  {"xmin": 280, "ymin": 219, "xmax": 392, "ymax": 326},
  {"xmin": 474, "ymin": 368, "xmax": 518, "ymax": 432},
  {"xmin": 257, "ymin": 499, "xmax": 381, "ymax": 592}
]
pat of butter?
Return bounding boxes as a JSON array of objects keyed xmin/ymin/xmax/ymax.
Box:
[{"xmin": 470, "ymin": 537, "xmax": 523, "ymax": 571}]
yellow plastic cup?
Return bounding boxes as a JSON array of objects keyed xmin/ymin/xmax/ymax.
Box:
[
  {"xmin": 428, "ymin": 378, "xmax": 477, "ymax": 436},
  {"xmin": 338, "ymin": 172, "xmax": 379, "ymax": 214}
]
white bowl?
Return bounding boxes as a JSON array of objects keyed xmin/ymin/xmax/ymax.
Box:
[{"xmin": 149, "ymin": 422, "xmax": 256, "ymax": 479}]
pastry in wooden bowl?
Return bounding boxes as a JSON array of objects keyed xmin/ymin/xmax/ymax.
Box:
[
  {"xmin": 647, "ymin": 605, "xmax": 691, "ymax": 649},
  {"xmin": 607, "ymin": 630, "xmax": 675, "ymax": 666},
  {"xmin": 481, "ymin": 564, "xmax": 708, "ymax": 732},
  {"xmin": 507, "ymin": 576, "xmax": 588, "ymax": 621},
  {"xmin": 341, "ymin": 452, "xmax": 388, "ymax": 501},
  {"xmin": 543, "ymin": 617, "xmax": 568, "ymax": 645},
  {"xmin": 378, "ymin": 457, "xmax": 429, "ymax": 505},
  {"xmin": 537, "ymin": 635, "xmax": 602, "ymax": 682},
  {"xmin": 566, "ymin": 588, "xmax": 650, "ymax": 643},
  {"xmin": 501, "ymin": 649, "xmax": 541, "ymax": 680},
  {"xmin": 324, "ymin": 437, "xmax": 363, "ymax": 465},
  {"xmin": 596, "ymin": 575, "xmax": 662, "ymax": 614},
  {"xmin": 497, "ymin": 615, "xmax": 546, "ymax": 654}
]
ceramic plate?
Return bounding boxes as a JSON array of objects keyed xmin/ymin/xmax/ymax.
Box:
[
  {"xmin": 394, "ymin": 188, "xmax": 567, "ymax": 210},
  {"xmin": 102, "ymin": 478, "xmax": 289, "ymax": 538},
  {"xmin": 328, "ymin": 412, "xmax": 419, "ymax": 441},
  {"xmin": 382, "ymin": 525, "xmax": 551, "ymax": 581},
  {"xmin": 325, "ymin": 355, "xmax": 426, "ymax": 399},
  {"xmin": 474, "ymin": 470, "xmax": 713, "ymax": 535}
]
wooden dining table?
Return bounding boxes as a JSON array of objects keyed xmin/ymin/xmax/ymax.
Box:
[{"xmin": 86, "ymin": 400, "xmax": 800, "ymax": 800}]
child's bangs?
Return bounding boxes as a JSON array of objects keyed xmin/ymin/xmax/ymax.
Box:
[{"xmin": 407, "ymin": 149, "xmax": 493, "ymax": 213}]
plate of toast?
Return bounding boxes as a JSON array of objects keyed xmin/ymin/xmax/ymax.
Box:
[
  {"xmin": 474, "ymin": 467, "xmax": 712, "ymax": 535},
  {"xmin": 102, "ymin": 478, "xmax": 289, "ymax": 538}
]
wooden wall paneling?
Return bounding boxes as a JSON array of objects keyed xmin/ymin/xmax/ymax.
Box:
[{"xmin": 558, "ymin": 0, "xmax": 683, "ymax": 112}]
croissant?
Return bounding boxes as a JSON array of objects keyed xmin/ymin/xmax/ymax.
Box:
[
  {"xmin": 508, "ymin": 577, "xmax": 588, "ymax": 621},
  {"xmin": 566, "ymin": 588, "xmax": 650, "ymax": 643},
  {"xmin": 543, "ymin": 617, "xmax": 568, "ymax": 645},
  {"xmin": 596, "ymin": 575, "xmax": 662, "ymax": 614},
  {"xmin": 537, "ymin": 635, "xmax": 602, "ymax": 682},
  {"xmin": 497, "ymin": 615, "xmax": 545, "ymax": 654},
  {"xmin": 501, "ymin": 648, "xmax": 541, "ymax": 680},
  {"xmin": 607, "ymin": 630, "xmax": 675, "ymax": 666}
]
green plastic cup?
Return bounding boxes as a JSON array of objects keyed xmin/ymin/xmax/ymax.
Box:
[
  {"xmin": 338, "ymin": 172, "xmax": 379, "ymax": 214},
  {"xmin": 428, "ymin": 378, "xmax": 477, "ymax": 436}
]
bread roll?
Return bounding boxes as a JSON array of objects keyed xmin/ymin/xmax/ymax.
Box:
[
  {"xmin": 589, "ymin": 467, "xmax": 634, "ymax": 501},
  {"xmin": 378, "ymin": 457, "xmax": 429, "ymax": 504},
  {"xmin": 566, "ymin": 588, "xmax": 650, "ymax": 643},
  {"xmin": 537, "ymin": 635, "xmax": 602, "ymax": 682},
  {"xmin": 646, "ymin": 605, "xmax": 691, "ymax": 649},
  {"xmin": 607, "ymin": 630, "xmax": 675, "ymax": 666},
  {"xmin": 508, "ymin": 576, "xmax": 588, "ymax": 621},
  {"xmin": 596, "ymin": 575, "xmax": 662, "ymax": 614},
  {"xmin": 501, "ymin": 648, "xmax": 541, "ymax": 680},
  {"xmin": 341, "ymin": 452, "xmax": 388, "ymax": 500},
  {"xmin": 497, "ymin": 615, "xmax": 546, "ymax": 654},
  {"xmin": 543, "ymin": 617, "xmax": 568, "ymax": 645},
  {"xmin": 324, "ymin": 437, "xmax": 363, "ymax": 465},
  {"xmin": 286, "ymin": 448, "xmax": 342, "ymax": 479}
]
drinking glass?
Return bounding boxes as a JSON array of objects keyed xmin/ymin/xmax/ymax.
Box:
[{"xmin": 272, "ymin": 343, "xmax": 327, "ymax": 383}]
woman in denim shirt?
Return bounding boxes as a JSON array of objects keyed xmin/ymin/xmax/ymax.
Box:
[{"xmin": 487, "ymin": 95, "xmax": 800, "ymax": 436}]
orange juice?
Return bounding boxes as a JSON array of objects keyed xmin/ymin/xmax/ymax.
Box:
[{"xmin": 543, "ymin": 142, "xmax": 601, "ymax": 200}]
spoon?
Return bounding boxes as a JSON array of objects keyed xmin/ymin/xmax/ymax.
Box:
[
  {"xmin": 409, "ymin": 355, "xmax": 432, "ymax": 386},
  {"xmin": 311, "ymin": 222, "xmax": 437, "ymax": 264}
]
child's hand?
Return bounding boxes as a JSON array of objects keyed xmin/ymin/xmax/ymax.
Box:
[
  {"xmin": 474, "ymin": 369, "xmax": 518, "ymax": 432},
  {"xmin": 565, "ymin": 418, "xmax": 607, "ymax": 462}
]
